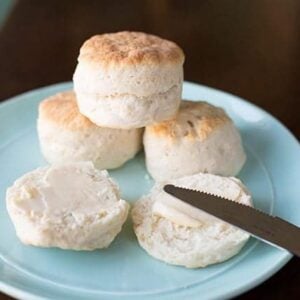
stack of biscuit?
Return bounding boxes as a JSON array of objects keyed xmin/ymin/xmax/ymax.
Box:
[
  {"xmin": 14, "ymin": 31, "xmax": 250, "ymax": 267},
  {"xmin": 38, "ymin": 31, "xmax": 245, "ymax": 177}
]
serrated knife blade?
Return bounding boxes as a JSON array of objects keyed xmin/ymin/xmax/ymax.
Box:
[{"xmin": 164, "ymin": 184, "xmax": 300, "ymax": 257}]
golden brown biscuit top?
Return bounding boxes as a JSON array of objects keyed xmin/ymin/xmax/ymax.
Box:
[
  {"xmin": 38, "ymin": 91, "xmax": 95, "ymax": 131},
  {"xmin": 147, "ymin": 100, "xmax": 231, "ymax": 141},
  {"xmin": 78, "ymin": 31, "xmax": 185, "ymax": 67}
]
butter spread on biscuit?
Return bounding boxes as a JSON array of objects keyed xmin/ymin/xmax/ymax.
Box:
[
  {"xmin": 13, "ymin": 162, "xmax": 119, "ymax": 219},
  {"xmin": 152, "ymin": 177, "xmax": 250, "ymax": 228}
]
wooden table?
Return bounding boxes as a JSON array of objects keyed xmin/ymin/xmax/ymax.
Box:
[{"xmin": 0, "ymin": 1, "xmax": 299, "ymax": 299}]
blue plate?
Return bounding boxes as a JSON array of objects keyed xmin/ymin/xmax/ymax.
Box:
[{"xmin": 0, "ymin": 82, "xmax": 299, "ymax": 300}]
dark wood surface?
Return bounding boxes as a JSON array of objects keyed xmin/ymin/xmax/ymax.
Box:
[{"xmin": 0, "ymin": 1, "xmax": 299, "ymax": 299}]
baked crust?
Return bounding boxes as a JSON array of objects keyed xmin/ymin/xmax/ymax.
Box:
[{"xmin": 78, "ymin": 31, "xmax": 185, "ymax": 67}]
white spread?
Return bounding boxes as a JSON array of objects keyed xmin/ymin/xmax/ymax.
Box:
[
  {"xmin": 152, "ymin": 175, "xmax": 252, "ymax": 228},
  {"xmin": 152, "ymin": 192, "xmax": 217, "ymax": 228},
  {"xmin": 13, "ymin": 162, "xmax": 119, "ymax": 217}
]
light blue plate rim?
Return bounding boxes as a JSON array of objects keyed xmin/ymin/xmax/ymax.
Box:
[{"xmin": 0, "ymin": 81, "xmax": 299, "ymax": 300}]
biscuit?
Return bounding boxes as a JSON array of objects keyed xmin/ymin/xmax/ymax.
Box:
[
  {"xmin": 132, "ymin": 173, "xmax": 252, "ymax": 268},
  {"xmin": 144, "ymin": 100, "xmax": 246, "ymax": 181},
  {"xmin": 73, "ymin": 31, "xmax": 184, "ymax": 128},
  {"xmin": 6, "ymin": 162, "xmax": 129, "ymax": 250},
  {"xmin": 38, "ymin": 91, "xmax": 143, "ymax": 169}
]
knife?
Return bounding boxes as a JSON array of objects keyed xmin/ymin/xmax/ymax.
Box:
[{"xmin": 163, "ymin": 184, "xmax": 300, "ymax": 257}]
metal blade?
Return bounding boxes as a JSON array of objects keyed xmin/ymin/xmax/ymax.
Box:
[{"xmin": 164, "ymin": 184, "xmax": 300, "ymax": 257}]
